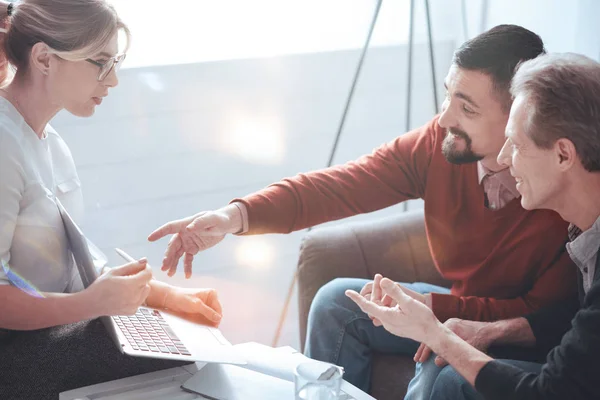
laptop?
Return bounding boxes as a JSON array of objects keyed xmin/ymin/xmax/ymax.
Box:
[{"xmin": 57, "ymin": 201, "xmax": 246, "ymax": 366}]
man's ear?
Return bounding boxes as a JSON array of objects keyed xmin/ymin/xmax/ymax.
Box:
[{"xmin": 555, "ymin": 138, "xmax": 577, "ymax": 171}]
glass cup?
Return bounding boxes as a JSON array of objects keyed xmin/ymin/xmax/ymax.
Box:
[{"xmin": 294, "ymin": 360, "xmax": 344, "ymax": 400}]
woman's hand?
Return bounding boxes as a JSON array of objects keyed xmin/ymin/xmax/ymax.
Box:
[
  {"xmin": 84, "ymin": 259, "xmax": 152, "ymax": 317},
  {"xmin": 146, "ymin": 280, "xmax": 223, "ymax": 327}
]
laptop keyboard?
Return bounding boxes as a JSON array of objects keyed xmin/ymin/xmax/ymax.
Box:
[{"xmin": 113, "ymin": 308, "xmax": 192, "ymax": 356}]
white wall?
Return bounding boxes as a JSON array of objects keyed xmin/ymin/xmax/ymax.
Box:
[
  {"xmin": 458, "ymin": 0, "xmax": 600, "ymax": 59},
  {"xmin": 372, "ymin": 0, "xmax": 600, "ymax": 60}
]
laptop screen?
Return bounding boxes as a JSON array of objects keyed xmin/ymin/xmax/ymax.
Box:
[{"xmin": 57, "ymin": 201, "xmax": 99, "ymax": 288}]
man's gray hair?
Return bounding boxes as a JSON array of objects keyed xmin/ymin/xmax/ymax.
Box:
[{"xmin": 511, "ymin": 53, "xmax": 600, "ymax": 171}]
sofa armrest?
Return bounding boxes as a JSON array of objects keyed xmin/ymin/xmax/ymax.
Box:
[{"xmin": 297, "ymin": 209, "xmax": 449, "ymax": 350}]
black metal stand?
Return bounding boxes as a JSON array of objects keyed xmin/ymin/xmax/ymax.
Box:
[{"xmin": 272, "ymin": 0, "xmax": 438, "ymax": 347}]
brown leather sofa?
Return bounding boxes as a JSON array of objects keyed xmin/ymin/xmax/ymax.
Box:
[{"xmin": 297, "ymin": 210, "xmax": 450, "ymax": 400}]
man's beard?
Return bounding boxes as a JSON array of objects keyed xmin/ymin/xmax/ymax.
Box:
[{"xmin": 442, "ymin": 128, "xmax": 484, "ymax": 164}]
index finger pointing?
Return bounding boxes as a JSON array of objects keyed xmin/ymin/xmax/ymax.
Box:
[
  {"xmin": 372, "ymin": 274, "xmax": 383, "ymax": 304},
  {"xmin": 380, "ymin": 278, "xmax": 412, "ymax": 306},
  {"xmin": 345, "ymin": 290, "xmax": 385, "ymax": 319},
  {"xmin": 148, "ymin": 220, "xmax": 185, "ymax": 242}
]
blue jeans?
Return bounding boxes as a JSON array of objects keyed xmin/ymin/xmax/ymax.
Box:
[
  {"xmin": 405, "ymin": 350, "xmax": 446, "ymax": 400},
  {"xmin": 429, "ymin": 359, "xmax": 543, "ymax": 400},
  {"xmin": 304, "ymin": 277, "xmax": 450, "ymax": 393}
]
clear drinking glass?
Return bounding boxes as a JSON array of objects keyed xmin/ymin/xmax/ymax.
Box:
[{"xmin": 294, "ymin": 361, "xmax": 343, "ymax": 400}]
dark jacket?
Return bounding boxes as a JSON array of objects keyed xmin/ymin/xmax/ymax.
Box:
[{"xmin": 475, "ymin": 247, "xmax": 600, "ymax": 400}]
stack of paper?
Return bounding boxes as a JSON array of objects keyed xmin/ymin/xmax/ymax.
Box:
[{"xmin": 181, "ymin": 342, "xmax": 375, "ymax": 400}]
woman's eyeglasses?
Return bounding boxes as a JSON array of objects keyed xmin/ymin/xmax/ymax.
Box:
[{"xmin": 85, "ymin": 53, "xmax": 127, "ymax": 81}]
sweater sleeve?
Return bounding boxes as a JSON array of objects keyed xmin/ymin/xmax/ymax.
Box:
[
  {"xmin": 475, "ymin": 281, "xmax": 600, "ymax": 400},
  {"xmin": 232, "ymin": 118, "xmax": 440, "ymax": 235},
  {"xmin": 429, "ymin": 248, "xmax": 577, "ymax": 322},
  {"xmin": 524, "ymin": 294, "xmax": 579, "ymax": 356}
]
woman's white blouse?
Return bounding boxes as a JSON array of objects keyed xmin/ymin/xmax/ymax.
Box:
[{"xmin": 0, "ymin": 97, "xmax": 85, "ymax": 294}]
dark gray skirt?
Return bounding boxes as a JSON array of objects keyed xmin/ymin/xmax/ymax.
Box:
[{"xmin": 0, "ymin": 319, "xmax": 189, "ymax": 400}]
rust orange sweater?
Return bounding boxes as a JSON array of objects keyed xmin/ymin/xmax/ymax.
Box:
[{"xmin": 233, "ymin": 117, "xmax": 576, "ymax": 322}]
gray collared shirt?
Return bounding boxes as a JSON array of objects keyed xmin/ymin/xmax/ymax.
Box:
[{"xmin": 566, "ymin": 218, "xmax": 600, "ymax": 294}]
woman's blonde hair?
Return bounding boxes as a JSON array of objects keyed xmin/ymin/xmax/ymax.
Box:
[{"xmin": 0, "ymin": 0, "xmax": 130, "ymax": 85}]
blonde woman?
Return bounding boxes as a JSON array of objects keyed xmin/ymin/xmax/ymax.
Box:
[{"xmin": 0, "ymin": 1, "xmax": 222, "ymax": 398}]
